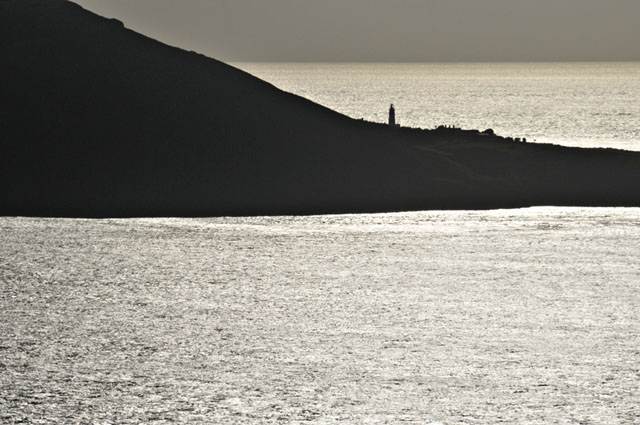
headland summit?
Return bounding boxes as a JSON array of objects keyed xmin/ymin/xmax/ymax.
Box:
[{"xmin": 1, "ymin": 0, "xmax": 639, "ymax": 217}]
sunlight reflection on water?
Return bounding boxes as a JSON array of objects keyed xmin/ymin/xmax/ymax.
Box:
[
  {"xmin": 1, "ymin": 208, "xmax": 639, "ymax": 423},
  {"xmin": 235, "ymin": 62, "xmax": 640, "ymax": 151}
]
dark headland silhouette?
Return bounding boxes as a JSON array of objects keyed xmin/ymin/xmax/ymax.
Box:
[{"xmin": 1, "ymin": 0, "xmax": 639, "ymax": 217}]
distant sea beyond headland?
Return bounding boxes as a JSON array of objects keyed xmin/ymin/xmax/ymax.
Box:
[{"xmin": 235, "ymin": 62, "xmax": 640, "ymax": 152}]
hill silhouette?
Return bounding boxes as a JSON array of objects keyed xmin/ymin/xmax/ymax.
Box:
[{"xmin": 1, "ymin": 0, "xmax": 639, "ymax": 217}]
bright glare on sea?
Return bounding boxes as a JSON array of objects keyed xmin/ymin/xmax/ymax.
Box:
[
  {"xmin": 1, "ymin": 208, "xmax": 639, "ymax": 424},
  {"xmin": 234, "ymin": 62, "xmax": 640, "ymax": 151}
]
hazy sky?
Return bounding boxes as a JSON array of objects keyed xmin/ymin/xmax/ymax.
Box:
[{"xmin": 74, "ymin": 0, "xmax": 640, "ymax": 62}]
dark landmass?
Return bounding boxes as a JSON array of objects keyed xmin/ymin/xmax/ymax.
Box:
[{"xmin": 1, "ymin": 0, "xmax": 639, "ymax": 217}]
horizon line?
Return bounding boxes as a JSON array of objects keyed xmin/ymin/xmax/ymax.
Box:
[{"xmin": 229, "ymin": 59, "xmax": 640, "ymax": 64}]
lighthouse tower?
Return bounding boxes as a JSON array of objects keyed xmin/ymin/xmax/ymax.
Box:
[{"xmin": 388, "ymin": 104, "xmax": 396, "ymax": 126}]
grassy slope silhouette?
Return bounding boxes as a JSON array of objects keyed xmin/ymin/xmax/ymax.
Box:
[{"xmin": 1, "ymin": 0, "xmax": 639, "ymax": 217}]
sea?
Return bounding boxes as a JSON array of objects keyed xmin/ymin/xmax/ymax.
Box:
[
  {"xmin": 1, "ymin": 63, "xmax": 639, "ymax": 424},
  {"xmin": 235, "ymin": 62, "xmax": 640, "ymax": 151}
]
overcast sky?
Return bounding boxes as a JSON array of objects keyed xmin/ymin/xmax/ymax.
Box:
[{"xmin": 74, "ymin": 0, "xmax": 640, "ymax": 62}]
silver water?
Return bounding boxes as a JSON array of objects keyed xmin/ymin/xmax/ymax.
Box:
[
  {"xmin": 235, "ymin": 62, "xmax": 640, "ymax": 151},
  {"xmin": 2, "ymin": 208, "xmax": 638, "ymax": 423}
]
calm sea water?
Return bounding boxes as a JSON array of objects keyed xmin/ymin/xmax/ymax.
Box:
[
  {"xmin": 1, "ymin": 208, "xmax": 639, "ymax": 423},
  {"xmin": 234, "ymin": 62, "xmax": 640, "ymax": 151}
]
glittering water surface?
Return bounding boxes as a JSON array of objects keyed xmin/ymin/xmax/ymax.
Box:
[
  {"xmin": 234, "ymin": 62, "xmax": 640, "ymax": 151},
  {"xmin": 1, "ymin": 208, "xmax": 639, "ymax": 424}
]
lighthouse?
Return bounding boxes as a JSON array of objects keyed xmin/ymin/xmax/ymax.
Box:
[{"xmin": 388, "ymin": 104, "xmax": 396, "ymax": 126}]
